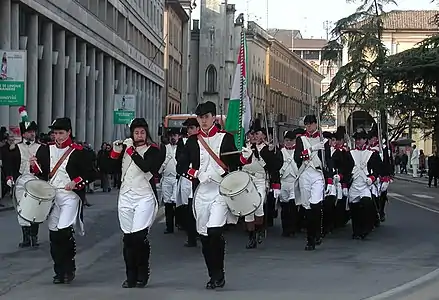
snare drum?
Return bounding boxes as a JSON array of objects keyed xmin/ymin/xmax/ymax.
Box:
[
  {"xmin": 13, "ymin": 174, "xmax": 56, "ymax": 223},
  {"xmin": 219, "ymin": 171, "xmax": 262, "ymax": 217}
]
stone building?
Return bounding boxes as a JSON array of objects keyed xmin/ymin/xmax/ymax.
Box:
[
  {"xmin": 188, "ymin": 0, "xmax": 239, "ymax": 114},
  {"xmin": 0, "ymin": 0, "xmax": 165, "ymax": 148},
  {"xmin": 164, "ymin": 0, "xmax": 191, "ymax": 115}
]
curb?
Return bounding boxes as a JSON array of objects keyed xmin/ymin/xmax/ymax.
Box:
[
  {"xmin": 394, "ymin": 176, "xmax": 428, "ymax": 185},
  {"xmin": 0, "ymin": 206, "xmax": 14, "ymax": 213}
]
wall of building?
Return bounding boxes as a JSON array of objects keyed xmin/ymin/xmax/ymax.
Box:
[
  {"xmin": 188, "ymin": 20, "xmax": 200, "ymax": 113},
  {"xmin": 0, "ymin": 0, "xmax": 165, "ymax": 149}
]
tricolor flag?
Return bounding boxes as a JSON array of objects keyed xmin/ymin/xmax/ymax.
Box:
[{"xmin": 225, "ymin": 29, "xmax": 252, "ymax": 149}]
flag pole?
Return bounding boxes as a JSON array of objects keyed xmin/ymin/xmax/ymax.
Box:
[{"xmin": 238, "ymin": 18, "xmax": 245, "ymax": 149}]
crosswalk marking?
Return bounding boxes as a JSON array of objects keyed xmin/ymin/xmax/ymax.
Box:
[
  {"xmin": 387, "ymin": 192, "xmax": 403, "ymax": 197},
  {"xmin": 412, "ymin": 194, "xmax": 434, "ymax": 199}
]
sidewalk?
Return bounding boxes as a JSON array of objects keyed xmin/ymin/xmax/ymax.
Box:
[{"xmin": 394, "ymin": 173, "xmax": 429, "ymax": 185}]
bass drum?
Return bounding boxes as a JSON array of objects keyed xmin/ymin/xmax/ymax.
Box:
[
  {"xmin": 13, "ymin": 174, "xmax": 56, "ymax": 223},
  {"xmin": 219, "ymin": 171, "xmax": 261, "ymax": 217}
]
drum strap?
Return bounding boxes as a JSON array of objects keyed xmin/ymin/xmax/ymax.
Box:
[
  {"xmin": 197, "ymin": 135, "xmax": 228, "ymax": 172},
  {"xmin": 49, "ymin": 147, "xmax": 75, "ymax": 179}
]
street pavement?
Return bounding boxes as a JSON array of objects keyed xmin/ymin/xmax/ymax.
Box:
[{"xmin": 0, "ymin": 181, "xmax": 439, "ymax": 300}]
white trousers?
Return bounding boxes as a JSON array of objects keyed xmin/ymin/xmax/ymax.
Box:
[
  {"xmin": 193, "ymin": 181, "xmax": 237, "ymax": 236},
  {"xmin": 118, "ymin": 190, "xmax": 158, "ymax": 234},
  {"xmin": 244, "ymin": 177, "xmax": 266, "ymax": 222},
  {"xmin": 412, "ymin": 164, "xmax": 419, "ymax": 177},
  {"xmin": 48, "ymin": 190, "xmax": 84, "ymax": 235},
  {"xmin": 297, "ymin": 168, "xmax": 324, "ymax": 209},
  {"xmin": 161, "ymin": 175, "xmax": 177, "ymax": 204},
  {"xmin": 280, "ymin": 176, "xmax": 295, "ymax": 203},
  {"xmin": 176, "ymin": 177, "xmax": 192, "ymax": 207}
]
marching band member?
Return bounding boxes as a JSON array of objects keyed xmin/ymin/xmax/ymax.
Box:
[
  {"xmin": 294, "ymin": 114, "xmax": 334, "ymax": 251},
  {"xmin": 176, "ymin": 118, "xmax": 200, "ymax": 247},
  {"xmin": 344, "ymin": 127, "xmax": 382, "ymax": 239},
  {"xmin": 159, "ymin": 128, "xmax": 180, "ymax": 234},
  {"xmin": 178, "ymin": 101, "xmax": 249, "ymax": 289},
  {"xmin": 322, "ymin": 131, "xmax": 337, "ymax": 236},
  {"xmin": 332, "ymin": 126, "xmax": 350, "ymax": 228},
  {"xmin": 31, "ymin": 117, "xmax": 95, "ymax": 284},
  {"xmin": 4, "ymin": 106, "xmax": 41, "ymax": 248},
  {"xmin": 279, "ymin": 128, "xmax": 304, "ymax": 237},
  {"xmin": 241, "ymin": 120, "xmax": 281, "ymax": 249},
  {"xmin": 110, "ymin": 118, "xmax": 161, "ymax": 288},
  {"xmin": 367, "ymin": 126, "xmax": 392, "ymax": 223}
]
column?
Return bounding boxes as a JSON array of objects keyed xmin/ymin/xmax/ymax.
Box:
[
  {"xmin": 9, "ymin": 2, "xmax": 19, "ymax": 125},
  {"xmin": 86, "ymin": 47, "xmax": 96, "ymax": 144},
  {"xmin": 94, "ymin": 51, "xmax": 104, "ymax": 148},
  {"xmin": 66, "ymin": 36, "xmax": 77, "ymax": 132},
  {"xmin": 181, "ymin": 20, "xmax": 189, "ymax": 114},
  {"xmin": 38, "ymin": 21, "xmax": 53, "ymax": 130},
  {"xmin": 147, "ymin": 80, "xmax": 152, "ymax": 125},
  {"xmin": 76, "ymin": 42, "xmax": 86, "ymax": 141},
  {"xmin": 152, "ymin": 85, "xmax": 157, "ymax": 140},
  {"xmin": 127, "ymin": 69, "xmax": 133, "ymax": 93},
  {"xmin": 115, "ymin": 62, "xmax": 126, "ymax": 140},
  {"xmin": 133, "ymin": 72, "xmax": 138, "ymax": 115},
  {"xmin": 141, "ymin": 77, "xmax": 146, "ymax": 118},
  {"xmin": 26, "ymin": 14, "xmax": 38, "ymax": 122},
  {"xmin": 52, "ymin": 29, "xmax": 66, "ymax": 119},
  {"xmin": 0, "ymin": 0, "xmax": 11, "ymax": 127},
  {"xmin": 103, "ymin": 56, "xmax": 114, "ymax": 142}
]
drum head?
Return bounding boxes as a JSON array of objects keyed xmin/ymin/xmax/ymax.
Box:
[
  {"xmin": 219, "ymin": 171, "xmax": 250, "ymax": 197},
  {"xmin": 14, "ymin": 174, "xmax": 39, "ymax": 206},
  {"xmin": 25, "ymin": 180, "xmax": 56, "ymax": 200}
]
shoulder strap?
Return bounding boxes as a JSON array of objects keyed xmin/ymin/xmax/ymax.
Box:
[
  {"xmin": 197, "ymin": 135, "xmax": 228, "ymax": 172},
  {"xmin": 49, "ymin": 147, "xmax": 75, "ymax": 179}
]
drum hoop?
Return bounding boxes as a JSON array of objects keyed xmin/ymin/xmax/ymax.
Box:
[
  {"xmin": 225, "ymin": 181, "xmax": 262, "ymax": 217},
  {"xmin": 24, "ymin": 179, "xmax": 56, "ymax": 201},
  {"xmin": 219, "ymin": 171, "xmax": 251, "ymax": 197}
]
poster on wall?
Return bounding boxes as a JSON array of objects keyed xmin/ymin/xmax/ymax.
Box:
[
  {"xmin": 113, "ymin": 94, "xmax": 136, "ymax": 124},
  {"xmin": 0, "ymin": 50, "xmax": 26, "ymax": 106}
]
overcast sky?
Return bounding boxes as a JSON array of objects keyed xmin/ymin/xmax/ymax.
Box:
[{"xmin": 192, "ymin": 0, "xmax": 438, "ymax": 38}]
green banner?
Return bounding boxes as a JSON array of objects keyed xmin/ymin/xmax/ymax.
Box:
[
  {"xmin": 114, "ymin": 110, "xmax": 135, "ymax": 124},
  {"xmin": 0, "ymin": 50, "xmax": 26, "ymax": 106},
  {"xmin": 114, "ymin": 94, "xmax": 136, "ymax": 124}
]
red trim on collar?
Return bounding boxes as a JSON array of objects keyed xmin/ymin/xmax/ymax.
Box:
[
  {"xmin": 283, "ymin": 145, "xmax": 295, "ymax": 150},
  {"xmin": 199, "ymin": 125, "xmax": 219, "ymax": 137},
  {"xmin": 305, "ymin": 131, "xmax": 320, "ymax": 138},
  {"xmin": 355, "ymin": 144, "xmax": 368, "ymax": 151},
  {"xmin": 56, "ymin": 137, "xmax": 73, "ymax": 149}
]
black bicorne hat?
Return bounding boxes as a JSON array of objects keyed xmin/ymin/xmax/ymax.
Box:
[
  {"xmin": 334, "ymin": 126, "xmax": 346, "ymax": 141},
  {"xmin": 167, "ymin": 127, "xmax": 180, "ymax": 135},
  {"xmin": 19, "ymin": 121, "xmax": 38, "ymax": 134},
  {"xmin": 182, "ymin": 118, "xmax": 199, "ymax": 127},
  {"xmin": 49, "ymin": 118, "xmax": 72, "ymax": 131},
  {"xmin": 284, "ymin": 130, "xmax": 295, "ymax": 140},
  {"xmin": 353, "ymin": 127, "xmax": 368, "ymax": 140},
  {"xmin": 322, "ymin": 131, "xmax": 333, "ymax": 139},
  {"xmin": 303, "ymin": 114, "xmax": 317, "ymax": 125},
  {"xmin": 250, "ymin": 119, "xmax": 266, "ymax": 134},
  {"xmin": 195, "ymin": 101, "xmax": 216, "ymax": 116},
  {"xmin": 129, "ymin": 118, "xmax": 148, "ymax": 132}
]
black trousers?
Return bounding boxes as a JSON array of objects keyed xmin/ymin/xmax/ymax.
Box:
[
  {"xmin": 184, "ymin": 198, "xmax": 198, "ymax": 243},
  {"xmin": 280, "ymin": 200, "xmax": 299, "ymax": 234},
  {"xmin": 379, "ymin": 191, "xmax": 388, "ymax": 218},
  {"xmin": 264, "ymin": 191, "xmax": 277, "ymax": 227},
  {"xmin": 50, "ymin": 227, "xmax": 76, "ymax": 278},
  {"xmin": 350, "ymin": 197, "xmax": 375, "ymax": 237},
  {"xmin": 123, "ymin": 228, "xmax": 150, "ymax": 284},
  {"xmin": 164, "ymin": 203, "xmax": 176, "ymax": 232},
  {"xmin": 305, "ymin": 203, "xmax": 322, "ymax": 245},
  {"xmin": 428, "ymin": 175, "xmax": 438, "ymax": 187},
  {"xmin": 201, "ymin": 227, "xmax": 225, "ymax": 281},
  {"xmin": 334, "ymin": 197, "xmax": 350, "ymax": 228},
  {"xmin": 322, "ymin": 195, "xmax": 336, "ymax": 235}
]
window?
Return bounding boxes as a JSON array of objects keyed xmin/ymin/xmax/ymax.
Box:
[
  {"xmin": 205, "ymin": 65, "xmax": 217, "ymax": 93},
  {"xmin": 303, "ymin": 50, "xmax": 319, "ymax": 60}
]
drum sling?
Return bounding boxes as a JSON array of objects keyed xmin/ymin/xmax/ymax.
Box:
[
  {"xmin": 197, "ymin": 135, "xmax": 228, "ymax": 172},
  {"xmin": 49, "ymin": 147, "xmax": 75, "ymax": 179}
]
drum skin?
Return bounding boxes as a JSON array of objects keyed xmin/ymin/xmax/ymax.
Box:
[
  {"xmin": 13, "ymin": 174, "xmax": 56, "ymax": 223},
  {"xmin": 219, "ymin": 171, "xmax": 262, "ymax": 217}
]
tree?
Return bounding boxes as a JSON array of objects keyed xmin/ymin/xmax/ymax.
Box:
[{"xmin": 320, "ymin": 0, "xmax": 396, "ymax": 136}]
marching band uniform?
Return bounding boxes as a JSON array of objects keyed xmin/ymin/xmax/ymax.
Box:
[
  {"xmin": 241, "ymin": 120, "xmax": 281, "ymax": 249},
  {"xmin": 322, "ymin": 131, "xmax": 337, "ymax": 236},
  {"xmin": 279, "ymin": 129, "xmax": 304, "ymax": 237},
  {"xmin": 343, "ymin": 128, "xmax": 382, "ymax": 239},
  {"xmin": 32, "ymin": 117, "xmax": 95, "ymax": 284},
  {"xmin": 159, "ymin": 128, "xmax": 180, "ymax": 234},
  {"xmin": 178, "ymin": 101, "xmax": 248, "ymax": 289},
  {"xmin": 110, "ymin": 118, "xmax": 161, "ymax": 288},
  {"xmin": 294, "ymin": 115, "xmax": 334, "ymax": 251},
  {"xmin": 4, "ymin": 106, "xmax": 41, "ymax": 248},
  {"xmin": 176, "ymin": 118, "xmax": 200, "ymax": 247}
]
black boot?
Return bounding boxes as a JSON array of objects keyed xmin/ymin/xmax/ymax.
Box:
[
  {"xmin": 350, "ymin": 202, "xmax": 361, "ymax": 239},
  {"xmin": 184, "ymin": 200, "xmax": 198, "ymax": 247},
  {"xmin": 255, "ymin": 224, "xmax": 265, "ymax": 244},
  {"xmin": 30, "ymin": 224, "xmax": 40, "ymax": 247},
  {"xmin": 135, "ymin": 229, "xmax": 150, "ymax": 288},
  {"xmin": 210, "ymin": 233, "xmax": 225, "ymax": 288},
  {"xmin": 280, "ymin": 202, "xmax": 292, "ymax": 237},
  {"xmin": 19, "ymin": 226, "xmax": 31, "ymax": 248},
  {"xmin": 245, "ymin": 231, "xmax": 257, "ymax": 249},
  {"xmin": 305, "ymin": 204, "xmax": 321, "ymax": 251},
  {"xmin": 122, "ymin": 233, "xmax": 137, "ymax": 288},
  {"xmin": 164, "ymin": 203, "xmax": 175, "ymax": 234},
  {"xmin": 59, "ymin": 228, "xmax": 76, "ymax": 284},
  {"xmin": 379, "ymin": 192, "xmax": 387, "ymax": 222},
  {"xmin": 201, "ymin": 236, "xmax": 216, "ymax": 289},
  {"xmin": 50, "ymin": 230, "xmax": 65, "ymax": 284}
]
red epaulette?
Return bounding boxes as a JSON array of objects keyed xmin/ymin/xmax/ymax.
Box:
[
  {"xmin": 71, "ymin": 143, "xmax": 83, "ymax": 150},
  {"xmin": 149, "ymin": 143, "xmax": 159, "ymax": 149}
]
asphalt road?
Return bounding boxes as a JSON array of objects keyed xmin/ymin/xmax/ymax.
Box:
[{"xmin": 0, "ymin": 181, "xmax": 439, "ymax": 300}]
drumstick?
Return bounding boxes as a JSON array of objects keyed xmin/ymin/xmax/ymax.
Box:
[
  {"xmin": 221, "ymin": 150, "xmax": 242, "ymax": 156},
  {"xmin": 35, "ymin": 162, "xmax": 43, "ymax": 174}
]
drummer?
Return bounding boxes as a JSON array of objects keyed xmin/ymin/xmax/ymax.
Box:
[
  {"xmin": 241, "ymin": 119, "xmax": 281, "ymax": 249},
  {"xmin": 31, "ymin": 117, "xmax": 95, "ymax": 284},
  {"xmin": 4, "ymin": 106, "xmax": 42, "ymax": 248},
  {"xmin": 178, "ymin": 101, "xmax": 251, "ymax": 289}
]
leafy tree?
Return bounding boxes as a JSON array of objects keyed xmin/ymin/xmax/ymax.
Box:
[{"xmin": 320, "ymin": 0, "xmax": 397, "ymax": 136}]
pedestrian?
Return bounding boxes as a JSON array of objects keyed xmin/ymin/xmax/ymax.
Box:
[
  {"xmin": 428, "ymin": 152, "xmax": 438, "ymax": 188},
  {"xmin": 411, "ymin": 145, "xmax": 420, "ymax": 177}
]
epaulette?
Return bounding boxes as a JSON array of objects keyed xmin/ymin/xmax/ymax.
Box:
[
  {"xmin": 71, "ymin": 143, "xmax": 83, "ymax": 150},
  {"xmin": 149, "ymin": 143, "xmax": 159, "ymax": 149}
]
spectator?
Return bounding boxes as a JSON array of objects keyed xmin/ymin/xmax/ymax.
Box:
[
  {"xmin": 401, "ymin": 151, "xmax": 408, "ymax": 174},
  {"xmin": 394, "ymin": 151, "xmax": 401, "ymax": 174},
  {"xmin": 97, "ymin": 142, "xmax": 112, "ymax": 192},
  {"xmin": 411, "ymin": 145, "xmax": 420, "ymax": 177},
  {"xmin": 428, "ymin": 152, "xmax": 438, "ymax": 188},
  {"xmin": 419, "ymin": 149, "xmax": 426, "ymax": 177}
]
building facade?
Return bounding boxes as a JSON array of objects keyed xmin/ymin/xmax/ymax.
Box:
[
  {"xmin": 188, "ymin": 0, "xmax": 239, "ymax": 114},
  {"xmin": 267, "ymin": 37, "xmax": 324, "ymax": 129},
  {"xmin": 164, "ymin": 0, "xmax": 190, "ymax": 115},
  {"xmin": 246, "ymin": 21, "xmax": 270, "ymax": 119},
  {"xmin": 0, "ymin": 0, "xmax": 165, "ymax": 149}
]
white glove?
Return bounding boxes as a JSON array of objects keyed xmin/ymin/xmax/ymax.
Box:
[
  {"xmin": 311, "ymin": 141, "xmax": 326, "ymax": 151},
  {"xmin": 123, "ymin": 138, "xmax": 134, "ymax": 148},
  {"xmin": 273, "ymin": 189, "xmax": 281, "ymax": 199},
  {"xmin": 333, "ymin": 174, "xmax": 340, "ymax": 183},
  {"xmin": 112, "ymin": 140, "xmax": 123, "ymax": 153},
  {"xmin": 381, "ymin": 182, "xmax": 389, "ymax": 192},
  {"xmin": 376, "ymin": 177, "xmax": 381, "ymax": 184},
  {"xmin": 241, "ymin": 147, "xmax": 252, "ymax": 159},
  {"xmin": 325, "ymin": 184, "xmax": 334, "ymax": 195},
  {"xmin": 6, "ymin": 178, "xmax": 14, "ymax": 187},
  {"xmin": 366, "ymin": 177, "xmax": 373, "ymax": 186},
  {"xmin": 342, "ymin": 188, "xmax": 349, "ymax": 197},
  {"xmin": 198, "ymin": 172, "xmax": 211, "ymax": 183}
]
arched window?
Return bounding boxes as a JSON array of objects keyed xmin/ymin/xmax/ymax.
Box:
[{"xmin": 205, "ymin": 65, "xmax": 217, "ymax": 93}]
